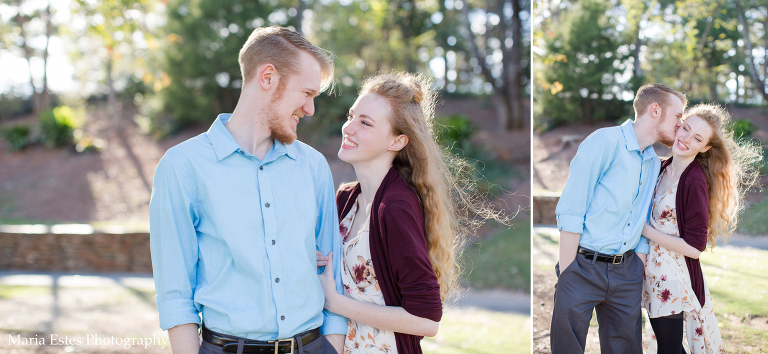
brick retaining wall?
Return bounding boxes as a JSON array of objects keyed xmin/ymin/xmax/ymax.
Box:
[
  {"xmin": 532, "ymin": 192, "xmax": 560, "ymax": 225},
  {"xmin": 0, "ymin": 225, "xmax": 151, "ymax": 273}
]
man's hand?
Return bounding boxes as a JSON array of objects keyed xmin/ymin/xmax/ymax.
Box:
[
  {"xmin": 558, "ymin": 230, "xmax": 581, "ymax": 272},
  {"xmin": 168, "ymin": 323, "xmax": 199, "ymax": 354},
  {"xmin": 636, "ymin": 252, "xmax": 647, "ymax": 267},
  {"xmin": 325, "ymin": 334, "xmax": 344, "ymax": 353}
]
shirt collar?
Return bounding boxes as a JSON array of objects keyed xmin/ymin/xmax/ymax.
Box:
[
  {"xmin": 207, "ymin": 113, "xmax": 298, "ymax": 161},
  {"xmin": 621, "ymin": 119, "xmax": 657, "ymax": 160},
  {"xmin": 621, "ymin": 119, "xmax": 641, "ymax": 152}
]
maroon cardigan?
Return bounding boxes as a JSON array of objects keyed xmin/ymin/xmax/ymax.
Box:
[
  {"xmin": 336, "ymin": 166, "xmax": 443, "ymax": 354},
  {"xmin": 659, "ymin": 157, "xmax": 708, "ymax": 307}
]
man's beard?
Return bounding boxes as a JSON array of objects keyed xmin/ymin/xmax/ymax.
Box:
[
  {"xmin": 266, "ymin": 103, "xmax": 297, "ymax": 145},
  {"xmin": 266, "ymin": 81, "xmax": 296, "ymax": 145},
  {"xmin": 657, "ymin": 110, "xmax": 675, "ymax": 147}
]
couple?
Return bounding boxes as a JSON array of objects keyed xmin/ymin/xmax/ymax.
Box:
[
  {"xmin": 552, "ymin": 84, "xmax": 756, "ymax": 353},
  {"xmin": 149, "ymin": 26, "xmax": 476, "ymax": 354}
]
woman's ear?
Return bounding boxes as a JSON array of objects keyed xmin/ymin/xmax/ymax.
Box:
[
  {"xmin": 701, "ymin": 145, "xmax": 712, "ymax": 153},
  {"xmin": 389, "ymin": 134, "xmax": 409, "ymax": 152}
]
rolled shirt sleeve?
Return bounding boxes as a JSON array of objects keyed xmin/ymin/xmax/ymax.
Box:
[
  {"xmin": 556, "ymin": 132, "xmax": 615, "ymax": 235},
  {"xmin": 149, "ymin": 154, "xmax": 202, "ymax": 331},
  {"xmin": 314, "ymin": 160, "xmax": 348, "ymax": 335}
]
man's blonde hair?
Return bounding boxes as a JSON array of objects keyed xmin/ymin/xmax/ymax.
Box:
[
  {"xmin": 238, "ymin": 26, "xmax": 334, "ymax": 92},
  {"xmin": 633, "ymin": 83, "xmax": 687, "ymax": 117}
]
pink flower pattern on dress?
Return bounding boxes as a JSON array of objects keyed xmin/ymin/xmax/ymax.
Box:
[{"xmin": 641, "ymin": 170, "xmax": 724, "ymax": 354}]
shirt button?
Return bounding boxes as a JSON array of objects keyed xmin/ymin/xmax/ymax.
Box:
[
  {"xmin": 627, "ymin": 223, "xmax": 630, "ymax": 226},
  {"xmin": 275, "ymin": 278, "xmax": 280, "ymax": 283},
  {"xmin": 640, "ymin": 181, "xmax": 642, "ymax": 185},
  {"xmin": 281, "ymin": 316, "xmax": 285, "ymax": 320},
  {"xmin": 265, "ymin": 203, "xmax": 270, "ymax": 208},
  {"xmin": 272, "ymin": 240, "xmax": 275, "ymax": 245},
  {"xmin": 239, "ymin": 151, "xmax": 244, "ymax": 154},
  {"xmin": 624, "ymin": 242, "xmax": 627, "ymax": 245},
  {"xmin": 259, "ymin": 166, "xmax": 263, "ymax": 170}
]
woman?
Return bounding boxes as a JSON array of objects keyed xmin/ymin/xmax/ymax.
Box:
[
  {"xmin": 316, "ymin": 72, "xmax": 502, "ymax": 354},
  {"xmin": 641, "ymin": 103, "xmax": 760, "ymax": 354}
]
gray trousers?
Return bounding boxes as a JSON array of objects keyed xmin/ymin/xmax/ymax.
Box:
[
  {"xmin": 550, "ymin": 250, "xmax": 644, "ymax": 354},
  {"xmin": 198, "ymin": 330, "xmax": 337, "ymax": 354}
]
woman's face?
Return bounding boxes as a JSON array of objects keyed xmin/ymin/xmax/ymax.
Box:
[
  {"xmin": 672, "ymin": 115, "xmax": 713, "ymax": 158},
  {"xmin": 338, "ymin": 92, "xmax": 405, "ymax": 166}
]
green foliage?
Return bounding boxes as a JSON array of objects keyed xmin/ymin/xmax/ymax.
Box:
[
  {"xmin": 39, "ymin": 106, "xmax": 80, "ymax": 148},
  {"xmin": 436, "ymin": 114, "xmax": 476, "ymax": 153},
  {"xmin": 729, "ymin": 119, "xmax": 755, "ymax": 140},
  {"xmin": 154, "ymin": 0, "xmax": 292, "ymax": 133},
  {"xmin": 0, "ymin": 125, "xmax": 31, "ymax": 152},
  {"xmin": 538, "ymin": 0, "xmax": 632, "ymax": 125}
]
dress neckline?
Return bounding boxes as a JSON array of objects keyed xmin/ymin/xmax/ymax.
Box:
[{"xmin": 654, "ymin": 168, "xmax": 679, "ymax": 199}]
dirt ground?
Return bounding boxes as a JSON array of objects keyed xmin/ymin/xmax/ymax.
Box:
[{"xmin": 0, "ymin": 96, "xmax": 529, "ymax": 226}]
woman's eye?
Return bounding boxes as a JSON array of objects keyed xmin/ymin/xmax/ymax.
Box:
[{"xmin": 362, "ymin": 121, "xmax": 372, "ymax": 127}]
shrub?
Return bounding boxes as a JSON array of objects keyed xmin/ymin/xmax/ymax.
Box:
[
  {"xmin": 40, "ymin": 106, "xmax": 80, "ymax": 148},
  {"xmin": 0, "ymin": 125, "xmax": 31, "ymax": 152},
  {"xmin": 730, "ymin": 119, "xmax": 755, "ymax": 140},
  {"xmin": 436, "ymin": 114, "xmax": 476, "ymax": 153}
]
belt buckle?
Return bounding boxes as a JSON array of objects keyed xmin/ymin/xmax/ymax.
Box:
[
  {"xmin": 267, "ymin": 338, "xmax": 294, "ymax": 354},
  {"xmin": 612, "ymin": 255, "xmax": 623, "ymax": 264}
]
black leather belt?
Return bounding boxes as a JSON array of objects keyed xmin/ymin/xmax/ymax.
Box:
[
  {"xmin": 202, "ymin": 326, "xmax": 321, "ymax": 353},
  {"xmin": 578, "ymin": 246, "xmax": 632, "ymax": 264}
]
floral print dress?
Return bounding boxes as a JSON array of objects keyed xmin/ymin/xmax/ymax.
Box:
[
  {"xmin": 339, "ymin": 197, "xmax": 397, "ymax": 354},
  {"xmin": 641, "ymin": 169, "xmax": 724, "ymax": 354}
]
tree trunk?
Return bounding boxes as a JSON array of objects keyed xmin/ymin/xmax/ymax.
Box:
[
  {"xmin": 15, "ymin": 3, "xmax": 40, "ymax": 116},
  {"xmin": 40, "ymin": 1, "xmax": 52, "ymax": 112},
  {"xmin": 734, "ymin": 0, "xmax": 768, "ymax": 102},
  {"xmin": 505, "ymin": 0, "xmax": 523, "ymax": 130},
  {"xmin": 706, "ymin": 54, "xmax": 717, "ymax": 102},
  {"xmin": 107, "ymin": 51, "xmax": 120, "ymax": 130},
  {"xmin": 294, "ymin": 0, "xmax": 305, "ymax": 34},
  {"xmin": 462, "ymin": 0, "xmax": 522, "ymax": 131},
  {"xmin": 491, "ymin": 90, "xmax": 511, "ymax": 131}
]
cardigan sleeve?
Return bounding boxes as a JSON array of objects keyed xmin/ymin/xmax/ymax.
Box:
[
  {"xmin": 379, "ymin": 194, "xmax": 443, "ymax": 323},
  {"xmin": 681, "ymin": 175, "xmax": 709, "ymax": 252}
]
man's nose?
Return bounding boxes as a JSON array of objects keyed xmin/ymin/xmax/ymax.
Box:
[{"xmin": 303, "ymin": 98, "xmax": 315, "ymax": 117}]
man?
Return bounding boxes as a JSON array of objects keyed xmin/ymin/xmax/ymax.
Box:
[
  {"xmin": 551, "ymin": 84, "xmax": 686, "ymax": 353},
  {"xmin": 149, "ymin": 26, "xmax": 346, "ymax": 354}
]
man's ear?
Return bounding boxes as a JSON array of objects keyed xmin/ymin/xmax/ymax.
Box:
[
  {"xmin": 389, "ymin": 134, "xmax": 409, "ymax": 152},
  {"xmin": 258, "ymin": 64, "xmax": 278, "ymax": 90},
  {"xmin": 650, "ymin": 102, "xmax": 662, "ymax": 119}
]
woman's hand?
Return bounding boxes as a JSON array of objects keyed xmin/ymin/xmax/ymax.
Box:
[
  {"xmin": 318, "ymin": 251, "xmax": 339, "ymax": 311},
  {"xmin": 316, "ymin": 250, "xmax": 330, "ymax": 268}
]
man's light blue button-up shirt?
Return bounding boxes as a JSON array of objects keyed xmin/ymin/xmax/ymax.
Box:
[
  {"xmin": 555, "ymin": 119, "xmax": 659, "ymax": 255},
  {"xmin": 149, "ymin": 114, "xmax": 346, "ymax": 340}
]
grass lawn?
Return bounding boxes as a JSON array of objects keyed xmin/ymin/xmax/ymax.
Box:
[
  {"xmin": 423, "ymin": 307, "xmax": 531, "ymax": 354},
  {"xmin": 461, "ymin": 221, "xmax": 531, "ymax": 292},
  {"xmin": 739, "ymin": 193, "xmax": 768, "ymax": 235},
  {"xmin": 699, "ymin": 246, "xmax": 768, "ymax": 353}
]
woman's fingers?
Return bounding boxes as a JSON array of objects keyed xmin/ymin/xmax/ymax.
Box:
[{"xmin": 316, "ymin": 250, "xmax": 329, "ymax": 268}]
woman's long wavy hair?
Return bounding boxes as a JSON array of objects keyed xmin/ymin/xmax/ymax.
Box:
[
  {"xmin": 359, "ymin": 72, "xmax": 507, "ymax": 302},
  {"xmin": 684, "ymin": 104, "xmax": 761, "ymax": 248}
]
